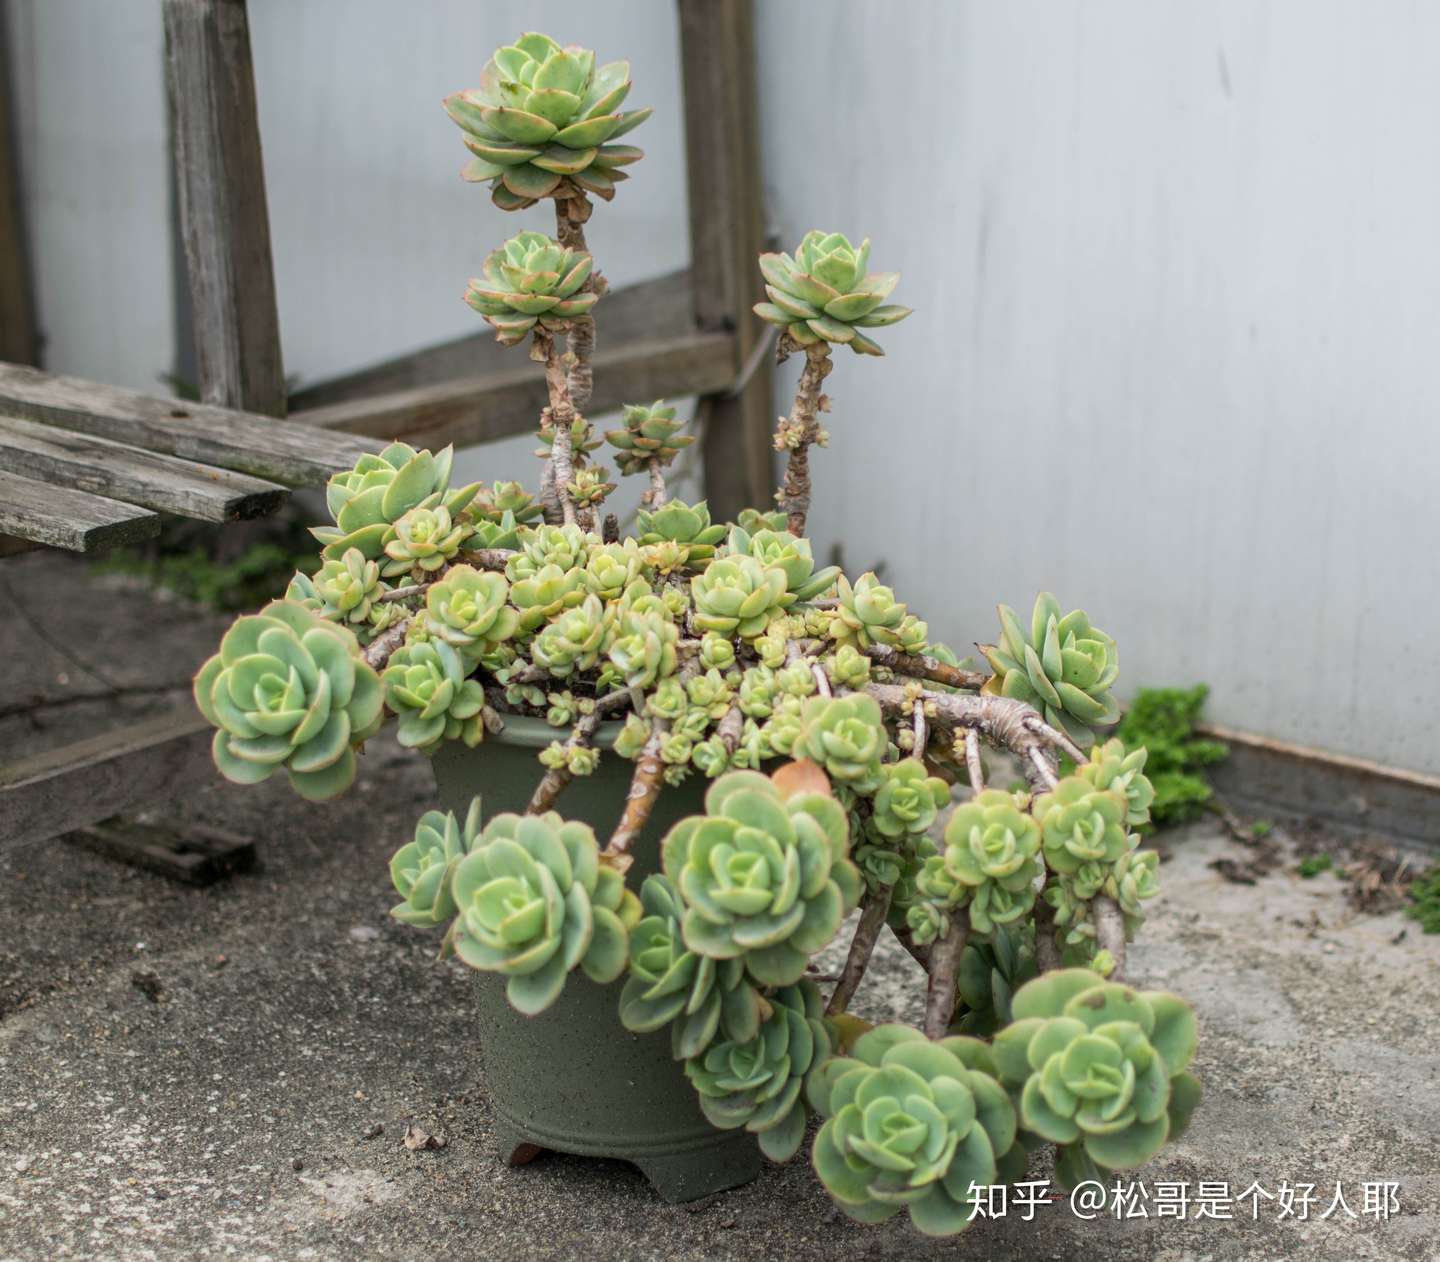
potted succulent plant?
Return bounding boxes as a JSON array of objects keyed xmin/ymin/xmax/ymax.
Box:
[{"xmin": 192, "ymin": 30, "xmax": 1201, "ymax": 1233}]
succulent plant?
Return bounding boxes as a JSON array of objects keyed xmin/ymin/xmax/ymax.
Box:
[
  {"xmin": 637, "ymin": 499, "xmax": 726, "ymax": 565},
  {"xmin": 699, "ymin": 631, "xmax": 736, "ymax": 672},
  {"xmin": 389, "ymin": 797, "xmax": 483, "ymax": 927},
  {"xmin": 193, "ymin": 600, "xmax": 383, "ymax": 801},
  {"xmin": 691, "ymin": 555, "xmax": 792, "ymax": 639},
  {"xmin": 1076, "ymin": 738, "xmax": 1156, "ymax": 827},
  {"xmin": 423, "ymin": 565, "xmax": 519, "ymax": 656},
  {"xmin": 809, "ymin": 1024, "xmax": 1019, "ymax": 1235},
  {"xmin": 314, "ymin": 442, "xmax": 477, "ymax": 562},
  {"xmin": 472, "ymin": 479, "xmax": 545, "ymax": 526},
  {"xmin": 871, "ymin": 759, "xmax": 950, "ymax": 839},
  {"xmin": 753, "ymin": 231, "xmax": 911, "ymax": 356},
  {"xmin": 382, "ymin": 638, "xmax": 488, "ymax": 752},
  {"xmin": 833, "ymin": 572, "xmax": 915, "ymax": 651},
  {"xmin": 445, "ymin": 31, "xmax": 650, "ymax": 210},
  {"xmin": 952, "ymin": 924, "xmax": 1039, "ymax": 1037},
  {"xmin": 725, "ymin": 525, "xmax": 840, "ymax": 604},
  {"xmin": 684, "ymin": 980, "xmax": 831, "ymax": 1161},
  {"xmin": 509, "ymin": 563, "xmax": 585, "ymax": 631},
  {"xmin": 464, "ymin": 231, "xmax": 598, "ymax": 345},
  {"xmin": 1032, "ymin": 777, "xmax": 1129, "ymax": 877},
  {"xmin": 619, "ymin": 874, "xmax": 767, "ymax": 1058},
  {"xmin": 930, "ymin": 788, "xmax": 1043, "ymax": 935},
  {"xmin": 310, "ymin": 547, "xmax": 386, "ymax": 627},
  {"xmin": 606, "ymin": 400, "xmax": 695, "ymax": 475},
  {"xmin": 530, "ymin": 594, "xmax": 610, "ymax": 677},
  {"xmin": 992, "ymin": 969, "xmax": 1200, "ymax": 1174},
  {"xmin": 981, "ymin": 593, "xmax": 1120, "ymax": 747},
  {"xmin": 381, "ymin": 504, "xmax": 470, "ymax": 578},
  {"xmin": 828, "ymin": 644, "xmax": 872, "ymax": 689},
  {"xmin": 661, "ymin": 769, "xmax": 862, "ymax": 987},
  {"xmin": 794, "ymin": 694, "xmax": 889, "ymax": 794},
  {"xmin": 450, "ymin": 810, "xmax": 639, "ymax": 1014},
  {"xmin": 284, "ymin": 569, "xmax": 322, "ymax": 612},
  {"xmin": 607, "ymin": 593, "xmax": 679, "ymax": 688}
]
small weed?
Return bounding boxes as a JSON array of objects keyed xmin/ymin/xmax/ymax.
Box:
[
  {"xmin": 1407, "ymin": 866, "xmax": 1440, "ymax": 933},
  {"xmin": 1297, "ymin": 854, "xmax": 1333, "ymax": 879},
  {"xmin": 1114, "ymin": 685, "xmax": 1229, "ymax": 830}
]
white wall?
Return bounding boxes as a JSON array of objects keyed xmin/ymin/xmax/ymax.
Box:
[
  {"xmin": 755, "ymin": 0, "xmax": 1440, "ymax": 776},
  {"xmin": 7, "ymin": 1, "xmax": 1438, "ymax": 774}
]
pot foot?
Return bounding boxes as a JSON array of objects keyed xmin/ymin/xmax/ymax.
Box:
[
  {"xmin": 497, "ymin": 1129, "xmax": 547, "ymax": 1167},
  {"xmin": 631, "ymin": 1134, "xmax": 762, "ymax": 1204}
]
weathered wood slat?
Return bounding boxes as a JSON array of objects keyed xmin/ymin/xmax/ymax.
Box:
[
  {"xmin": 295, "ymin": 331, "xmax": 736, "ymax": 451},
  {"xmin": 679, "ymin": 0, "xmax": 774, "ymax": 520},
  {"xmin": 66, "ymin": 818, "xmax": 257, "ymax": 885},
  {"xmin": 0, "ymin": 415, "xmax": 288, "ymax": 522},
  {"xmin": 0, "ymin": 469, "xmax": 159, "ymax": 551},
  {"xmin": 0, "ymin": 364, "xmax": 376, "ymax": 485},
  {"xmin": 0, "ymin": 19, "xmax": 36, "ymax": 367},
  {"xmin": 0, "ymin": 709, "xmax": 213, "ymax": 849},
  {"xmin": 290, "ymin": 269, "xmax": 698, "ymax": 411},
  {"xmin": 163, "ymin": 0, "xmax": 286, "ymax": 416}
]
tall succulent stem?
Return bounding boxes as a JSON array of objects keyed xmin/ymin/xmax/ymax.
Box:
[
  {"xmin": 776, "ymin": 342, "xmax": 833, "ymax": 536},
  {"xmin": 923, "ymin": 918, "xmax": 969, "ymax": 1038},
  {"xmin": 535, "ymin": 329, "xmax": 580, "ymax": 528},
  {"xmin": 1033, "ymin": 895, "xmax": 1062, "ymax": 972},
  {"xmin": 826, "ymin": 882, "xmax": 893, "ymax": 1016},
  {"xmin": 527, "ymin": 690, "xmax": 633, "ymax": 814},
  {"xmin": 554, "ymin": 192, "xmax": 603, "ymax": 412}
]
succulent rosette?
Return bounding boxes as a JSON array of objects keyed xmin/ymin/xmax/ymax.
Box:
[
  {"xmin": 725, "ymin": 525, "xmax": 840, "ymax": 603},
  {"xmin": 450, "ymin": 810, "xmax": 639, "ymax": 1015},
  {"xmin": 1075, "ymin": 738, "xmax": 1156, "ymax": 827},
  {"xmin": 794, "ymin": 694, "xmax": 889, "ymax": 794},
  {"xmin": 1032, "ymin": 777, "xmax": 1130, "ymax": 876},
  {"xmin": 951, "ymin": 925, "xmax": 1039, "ymax": 1037},
  {"xmin": 473, "ymin": 479, "xmax": 544, "ymax": 526},
  {"xmin": 619, "ymin": 874, "xmax": 767, "ymax": 1058},
  {"xmin": 808, "ymin": 1024, "xmax": 1020, "ymax": 1235},
  {"xmin": 423, "ymin": 565, "xmax": 519, "ymax": 656},
  {"xmin": 464, "ymin": 231, "xmax": 598, "ymax": 345},
  {"xmin": 605, "ymin": 400, "xmax": 694, "ymax": 475},
  {"xmin": 607, "ymin": 593, "xmax": 679, "ymax": 687},
  {"xmin": 311, "ymin": 547, "xmax": 385, "ymax": 627},
  {"xmin": 638, "ymin": 499, "xmax": 726, "ymax": 565},
  {"xmin": 509, "ymin": 563, "xmax": 585, "ymax": 631},
  {"xmin": 192, "ymin": 599, "xmax": 383, "ymax": 801},
  {"xmin": 388, "ymin": 797, "xmax": 484, "ymax": 927},
  {"xmin": 928, "ymin": 788, "xmax": 1044, "ymax": 934},
  {"xmin": 684, "ymin": 980, "xmax": 831, "ymax": 1162},
  {"xmin": 981, "ymin": 592, "xmax": 1120, "ymax": 747},
  {"xmin": 753, "ymin": 230, "xmax": 911, "ymax": 356},
  {"xmin": 690, "ymin": 555, "xmax": 792, "ymax": 639},
  {"xmin": 832, "ymin": 572, "xmax": 918, "ymax": 651},
  {"xmin": 871, "ymin": 758, "xmax": 950, "ymax": 839},
  {"xmin": 991, "ymin": 969, "xmax": 1201, "ymax": 1176},
  {"xmin": 531, "ymin": 594, "xmax": 611, "ymax": 677},
  {"xmin": 661, "ymin": 770, "xmax": 862, "ymax": 987},
  {"xmin": 445, "ymin": 31, "xmax": 650, "ymax": 210},
  {"xmin": 381, "ymin": 504, "xmax": 470, "ymax": 578},
  {"xmin": 506, "ymin": 522, "xmax": 594, "ymax": 581},
  {"xmin": 313, "ymin": 442, "xmax": 478, "ymax": 562},
  {"xmin": 381, "ymin": 639, "xmax": 487, "ymax": 752}
]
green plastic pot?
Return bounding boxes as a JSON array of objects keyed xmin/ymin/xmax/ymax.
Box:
[{"xmin": 431, "ymin": 715, "xmax": 761, "ymax": 1203}]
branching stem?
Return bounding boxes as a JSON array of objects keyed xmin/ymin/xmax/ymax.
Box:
[
  {"xmin": 826, "ymin": 883, "xmax": 893, "ymax": 1016},
  {"xmin": 923, "ymin": 918, "xmax": 969, "ymax": 1038},
  {"xmin": 606, "ymin": 721, "xmax": 666, "ymax": 857}
]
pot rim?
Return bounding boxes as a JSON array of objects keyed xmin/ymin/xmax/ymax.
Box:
[{"xmin": 486, "ymin": 711, "xmax": 625, "ymax": 750}]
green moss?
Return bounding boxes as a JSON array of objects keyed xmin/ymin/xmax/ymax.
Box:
[
  {"xmin": 1113, "ymin": 686, "xmax": 1229, "ymax": 830},
  {"xmin": 1407, "ymin": 866, "xmax": 1440, "ymax": 934},
  {"xmin": 1297, "ymin": 853, "xmax": 1333, "ymax": 879}
]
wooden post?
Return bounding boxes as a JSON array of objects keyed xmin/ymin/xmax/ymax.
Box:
[
  {"xmin": 0, "ymin": 17, "xmax": 36, "ymax": 366},
  {"xmin": 678, "ymin": 0, "xmax": 773, "ymax": 521},
  {"xmin": 163, "ymin": 0, "xmax": 286, "ymax": 416}
]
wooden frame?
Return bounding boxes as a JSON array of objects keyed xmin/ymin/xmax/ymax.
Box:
[{"xmin": 0, "ymin": 0, "xmax": 772, "ymax": 846}]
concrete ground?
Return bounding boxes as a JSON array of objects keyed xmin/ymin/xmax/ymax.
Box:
[{"xmin": 1, "ymin": 554, "xmax": 1437, "ymax": 1261}]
